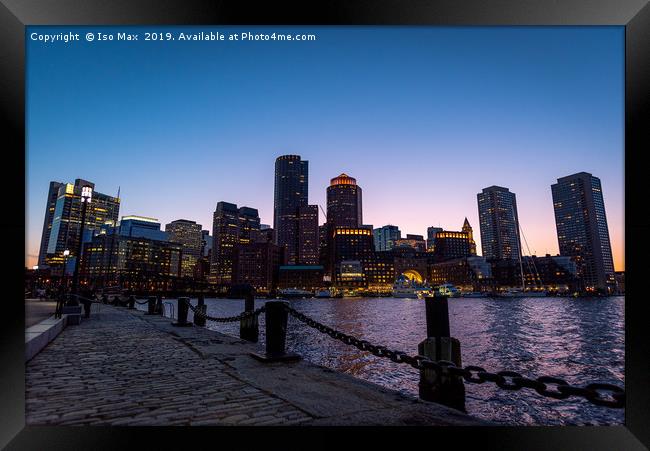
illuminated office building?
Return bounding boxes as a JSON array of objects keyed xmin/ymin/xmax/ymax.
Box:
[
  {"xmin": 551, "ymin": 172, "xmax": 615, "ymax": 292},
  {"xmin": 326, "ymin": 173, "xmax": 362, "ymax": 228},
  {"xmin": 39, "ymin": 179, "xmax": 120, "ymax": 268},
  {"xmin": 477, "ymin": 186, "xmax": 521, "ymax": 261},
  {"xmin": 232, "ymin": 242, "xmax": 284, "ymax": 293},
  {"xmin": 329, "ymin": 227, "xmax": 375, "ymax": 287},
  {"xmin": 374, "ymin": 225, "xmax": 401, "ymax": 252},
  {"xmin": 430, "ymin": 219, "xmax": 477, "ymax": 262},
  {"xmin": 165, "ymin": 219, "xmax": 203, "ymax": 278},
  {"xmin": 273, "ymin": 155, "xmax": 308, "ymax": 264},
  {"xmin": 297, "ymin": 205, "xmax": 319, "ymax": 265},
  {"xmin": 81, "ymin": 221, "xmax": 181, "ymax": 290},
  {"xmin": 211, "ymin": 201, "xmax": 261, "ymax": 285}
]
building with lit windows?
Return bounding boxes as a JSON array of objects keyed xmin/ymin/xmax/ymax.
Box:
[
  {"xmin": 297, "ymin": 205, "xmax": 319, "ymax": 265},
  {"xmin": 477, "ymin": 186, "xmax": 521, "ymax": 261},
  {"xmin": 428, "ymin": 256, "xmax": 492, "ymax": 292},
  {"xmin": 232, "ymin": 242, "xmax": 284, "ymax": 293},
  {"xmin": 273, "ymin": 155, "xmax": 308, "ymax": 264},
  {"xmin": 210, "ymin": 202, "xmax": 261, "ymax": 286},
  {"xmin": 329, "ymin": 227, "xmax": 375, "ymax": 288},
  {"xmin": 326, "ymin": 173, "xmax": 362, "ymax": 228},
  {"xmin": 165, "ymin": 219, "xmax": 203, "ymax": 278},
  {"xmin": 374, "ymin": 225, "xmax": 401, "ymax": 252},
  {"xmin": 426, "ymin": 226, "xmax": 443, "ymax": 252},
  {"xmin": 120, "ymin": 216, "xmax": 168, "ymax": 241},
  {"xmin": 278, "ymin": 265, "xmax": 324, "ymax": 291},
  {"xmin": 39, "ymin": 179, "xmax": 120, "ymax": 269},
  {"xmin": 80, "ymin": 223, "xmax": 181, "ymax": 291},
  {"xmin": 551, "ymin": 172, "xmax": 616, "ymax": 293},
  {"xmin": 429, "ymin": 219, "xmax": 477, "ymax": 262}
]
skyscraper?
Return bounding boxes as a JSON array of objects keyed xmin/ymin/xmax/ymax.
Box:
[
  {"xmin": 297, "ymin": 205, "xmax": 319, "ymax": 265},
  {"xmin": 273, "ymin": 155, "xmax": 308, "ymax": 264},
  {"xmin": 374, "ymin": 225, "xmax": 401, "ymax": 252},
  {"xmin": 551, "ymin": 172, "xmax": 615, "ymax": 292},
  {"xmin": 477, "ymin": 186, "xmax": 521, "ymax": 261},
  {"xmin": 211, "ymin": 202, "xmax": 261, "ymax": 285},
  {"xmin": 40, "ymin": 179, "xmax": 120, "ymax": 268},
  {"xmin": 165, "ymin": 219, "xmax": 203, "ymax": 278},
  {"xmin": 326, "ymin": 173, "xmax": 362, "ymax": 228},
  {"xmin": 37, "ymin": 181, "xmax": 63, "ymax": 267}
]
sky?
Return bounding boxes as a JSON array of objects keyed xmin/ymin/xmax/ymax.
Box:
[{"xmin": 26, "ymin": 26, "xmax": 624, "ymax": 270}]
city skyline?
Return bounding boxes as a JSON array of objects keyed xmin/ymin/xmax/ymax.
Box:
[{"xmin": 26, "ymin": 26, "xmax": 624, "ymax": 270}]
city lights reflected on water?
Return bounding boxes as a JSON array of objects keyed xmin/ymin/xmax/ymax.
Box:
[{"xmin": 146, "ymin": 296, "xmax": 624, "ymax": 425}]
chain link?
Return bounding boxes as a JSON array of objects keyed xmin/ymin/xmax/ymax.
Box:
[
  {"xmin": 284, "ymin": 305, "xmax": 624, "ymax": 409},
  {"xmin": 183, "ymin": 299, "xmax": 265, "ymax": 323}
]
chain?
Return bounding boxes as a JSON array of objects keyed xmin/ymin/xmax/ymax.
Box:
[
  {"xmin": 183, "ymin": 299, "xmax": 266, "ymax": 323},
  {"xmin": 134, "ymin": 299, "xmax": 150, "ymax": 305},
  {"xmin": 284, "ymin": 306, "xmax": 624, "ymax": 409}
]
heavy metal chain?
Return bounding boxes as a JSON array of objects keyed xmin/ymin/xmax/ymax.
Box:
[
  {"xmin": 284, "ymin": 306, "xmax": 625, "ymax": 409},
  {"xmin": 134, "ymin": 299, "xmax": 149, "ymax": 305},
  {"xmin": 184, "ymin": 299, "xmax": 266, "ymax": 323}
]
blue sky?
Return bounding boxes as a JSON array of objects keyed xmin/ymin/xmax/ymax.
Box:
[{"xmin": 26, "ymin": 26, "xmax": 624, "ymax": 269}]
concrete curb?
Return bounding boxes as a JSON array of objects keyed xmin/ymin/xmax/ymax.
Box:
[{"xmin": 25, "ymin": 314, "xmax": 68, "ymax": 362}]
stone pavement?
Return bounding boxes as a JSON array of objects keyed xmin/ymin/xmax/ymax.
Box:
[{"xmin": 25, "ymin": 304, "xmax": 488, "ymax": 426}]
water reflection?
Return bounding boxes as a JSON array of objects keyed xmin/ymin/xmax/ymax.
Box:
[{"xmin": 141, "ymin": 296, "xmax": 624, "ymax": 425}]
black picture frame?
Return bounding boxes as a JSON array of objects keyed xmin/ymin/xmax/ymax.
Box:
[{"xmin": 1, "ymin": 0, "xmax": 648, "ymax": 449}]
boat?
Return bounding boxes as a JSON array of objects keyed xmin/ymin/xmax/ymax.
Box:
[
  {"xmin": 436, "ymin": 283, "xmax": 461, "ymax": 298},
  {"xmin": 392, "ymin": 275, "xmax": 433, "ymax": 299},
  {"xmin": 315, "ymin": 289, "xmax": 332, "ymax": 298},
  {"xmin": 277, "ymin": 288, "xmax": 313, "ymax": 299}
]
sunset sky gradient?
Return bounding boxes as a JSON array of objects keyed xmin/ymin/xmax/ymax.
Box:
[{"xmin": 26, "ymin": 26, "xmax": 624, "ymax": 270}]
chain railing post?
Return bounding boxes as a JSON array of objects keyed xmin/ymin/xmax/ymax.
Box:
[
  {"xmin": 145, "ymin": 296, "xmax": 156, "ymax": 315},
  {"xmin": 240, "ymin": 289, "xmax": 259, "ymax": 342},
  {"xmin": 155, "ymin": 294, "xmax": 163, "ymax": 315},
  {"xmin": 251, "ymin": 301, "xmax": 300, "ymax": 362},
  {"xmin": 128, "ymin": 295, "xmax": 136, "ymax": 309},
  {"xmin": 172, "ymin": 297, "xmax": 193, "ymax": 327},
  {"xmin": 194, "ymin": 294, "xmax": 206, "ymax": 327},
  {"xmin": 418, "ymin": 294, "xmax": 466, "ymax": 412}
]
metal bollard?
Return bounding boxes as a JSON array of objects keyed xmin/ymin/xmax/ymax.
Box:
[
  {"xmin": 240, "ymin": 291, "xmax": 259, "ymax": 342},
  {"xmin": 250, "ymin": 301, "xmax": 300, "ymax": 362},
  {"xmin": 418, "ymin": 294, "xmax": 466, "ymax": 412},
  {"xmin": 101, "ymin": 294, "xmax": 108, "ymax": 304},
  {"xmin": 194, "ymin": 294, "xmax": 206, "ymax": 327},
  {"xmin": 172, "ymin": 297, "xmax": 193, "ymax": 327},
  {"xmin": 155, "ymin": 295, "xmax": 163, "ymax": 315},
  {"xmin": 112, "ymin": 295, "xmax": 120, "ymax": 306},
  {"xmin": 145, "ymin": 296, "xmax": 156, "ymax": 315},
  {"xmin": 128, "ymin": 295, "xmax": 136, "ymax": 309}
]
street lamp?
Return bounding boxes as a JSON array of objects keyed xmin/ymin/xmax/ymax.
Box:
[{"xmin": 70, "ymin": 185, "xmax": 92, "ymax": 301}]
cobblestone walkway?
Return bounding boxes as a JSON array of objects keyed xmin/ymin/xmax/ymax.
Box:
[{"xmin": 25, "ymin": 307, "xmax": 313, "ymax": 426}]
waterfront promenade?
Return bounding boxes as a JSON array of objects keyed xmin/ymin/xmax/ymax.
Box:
[{"xmin": 25, "ymin": 304, "xmax": 485, "ymax": 426}]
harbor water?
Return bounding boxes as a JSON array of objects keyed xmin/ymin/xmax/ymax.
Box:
[{"xmin": 147, "ymin": 295, "xmax": 625, "ymax": 425}]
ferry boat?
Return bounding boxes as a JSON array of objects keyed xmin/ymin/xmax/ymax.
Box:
[
  {"xmin": 436, "ymin": 283, "xmax": 461, "ymax": 298},
  {"xmin": 277, "ymin": 288, "xmax": 313, "ymax": 299},
  {"xmin": 392, "ymin": 275, "xmax": 433, "ymax": 299}
]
